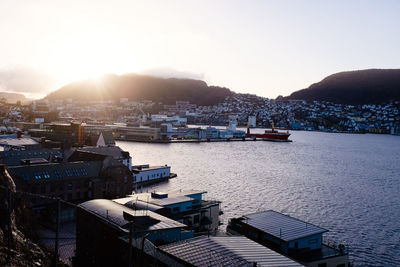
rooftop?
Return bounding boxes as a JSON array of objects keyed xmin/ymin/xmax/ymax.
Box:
[
  {"xmin": 0, "ymin": 137, "xmax": 39, "ymax": 147},
  {"xmin": 79, "ymin": 199, "xmax": 186, "ymax": 232},
  {"xmin": 242, "ymin": 210, "xmax": 328, "ymax": 242},
  {"xmin": 159, "ymin": 236, "xmax": 303, "ymax": 267},
  {"xmin": 131, "ymin": 190, "xmax": 206, "ymax": 206},
  {"xmin": 7, "ymin": 161, "xmax": 102, "ymax": 183}
]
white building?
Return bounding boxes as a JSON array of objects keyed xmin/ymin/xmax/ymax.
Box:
[{"xmin": 132, "ymin": 164, "xmax": 171, "ymax": 185}]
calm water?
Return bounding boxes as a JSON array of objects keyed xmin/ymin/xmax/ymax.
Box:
[{"xmin": 117, "ymin": 130, "xmax": 400, "ymax": 266}]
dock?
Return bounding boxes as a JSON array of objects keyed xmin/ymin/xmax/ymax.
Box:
[{"xmin": 116, "ymin": 137, "xmax": 292, "ymax": 143}]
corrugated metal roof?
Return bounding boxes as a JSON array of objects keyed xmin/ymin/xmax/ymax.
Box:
[
  {"xmin": 243, "ymin": 210, "xmax": 328, "ymax": 242},
  {"xmin": 78, "ymin": 199, "xmax": 186, "ymax": 233},
  {"xmin": 160, "ymin": 236, "xmax": 304, "ymax": 267}
]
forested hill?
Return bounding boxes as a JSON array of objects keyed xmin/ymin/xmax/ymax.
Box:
[
  {"xmin": 45, "ymin": 74, "xmax": 233, "ymax": 106},
  {"xmin": 285, "ymin": 69, "xmax": 400, "ymax": 105}
]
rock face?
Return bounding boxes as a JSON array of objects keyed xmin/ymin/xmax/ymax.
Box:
[
  {"xmin": 0, "ymin": 165, "xmax": 51, "ymax": 267},
  {"xmin": 286, "ymin": 69, "xmax": 400, "ymax": 105}
]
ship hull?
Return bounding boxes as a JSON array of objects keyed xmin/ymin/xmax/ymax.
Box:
[{"xmin": 246, "ymin": 132, "xmax": 290, "ymax": 141}]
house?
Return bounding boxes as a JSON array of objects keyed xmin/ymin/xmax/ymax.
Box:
[
  {"xmin": 8, "ymin": 159, "xmax": 132, "ymax": 205},
  {"xmin": 76, "ymin": 199, "xmax": 192, "ymax": 267},
  {"xmin": 158, "ymin": 235, "xmax": 303, "ymax": 267},
  {"xmin": 227, "ymin": 210, "xmax": 349, "ymax": 267},
  {"xmin": 114, "ymin": 190, "xmax": 221, "ymax": 233},
  {"xmin": 69, "ymin": 146, "xmax": 132, "ymax": 171}
]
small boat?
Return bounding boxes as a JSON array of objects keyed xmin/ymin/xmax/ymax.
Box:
[{"xmin": 246, "ymin": 122, "xmax": 290, "ymax": 141}]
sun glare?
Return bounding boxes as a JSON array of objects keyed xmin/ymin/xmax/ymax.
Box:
[{"xmin": 44, "ymin": 28, "xmax": 141, "ymax": 85}]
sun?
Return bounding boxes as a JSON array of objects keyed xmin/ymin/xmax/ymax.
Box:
[{"xmin": 44, "ymin": 28, "xmax": 141, "ymax": 84}]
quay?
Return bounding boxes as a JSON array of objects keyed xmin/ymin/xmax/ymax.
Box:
[{"xmin": 116, "ymin": 137, "xmax": 292, "ymax": 143}]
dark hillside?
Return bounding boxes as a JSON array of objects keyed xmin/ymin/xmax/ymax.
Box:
[
  {"xmin": 285, "ymin": 69, "xmax": 400, "ymax": 104},
  {"xmin": 46, "ymin": 74, "xmax": 233, "ymax": 106}
]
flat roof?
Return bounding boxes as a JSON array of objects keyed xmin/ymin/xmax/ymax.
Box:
[
  {"xmin": 133, "ymin": 166, "xmax": 170, "ymax": 171},
  {"xmin": 159, "ymin": 236, "xmax": 303, "ymax": 267},
  {"xmin": 242, "ymin": 210, "xmax": 328, "ymax": 242},
  {"xmin": 79, "ymin": 199, "xmax": 186, "ymax": 232},
  {"xmin": 132, "ymin": 190, "xmax": 206, "ymax": 206},
  {"xmin": 0, "ymin": 137, "xmax": 39, "ymax": 147}
]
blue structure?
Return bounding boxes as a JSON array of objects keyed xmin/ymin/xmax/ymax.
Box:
[
  {"xmin": 227, "ymin": 210, "xmax": 349, "ymax": 267},
  {"xmin": 114, "ymin": 190, "xmax": 221, "ymax": 233}
]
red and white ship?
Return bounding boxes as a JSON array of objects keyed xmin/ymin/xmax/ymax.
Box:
[{"xmin": 246, "ymin": 122, "xmax": 291, "ymax": 141}]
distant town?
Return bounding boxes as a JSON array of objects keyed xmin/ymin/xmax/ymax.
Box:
[{"xmin": 1, "ymin": 93, "xmax": 399, "ymax": 136}]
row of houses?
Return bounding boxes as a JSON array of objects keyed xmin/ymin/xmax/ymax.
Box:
[{"xmin": 75, "ymin": 192, "xmax": 350, "ymax": 267}]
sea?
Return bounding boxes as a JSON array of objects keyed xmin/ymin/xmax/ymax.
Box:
[{"xmin": 117, "ymin": 130, "xmax": 400, "ymax": 266}]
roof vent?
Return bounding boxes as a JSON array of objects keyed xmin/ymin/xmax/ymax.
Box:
[{"xmin": 151, "ymin": 192, "xmax": 168, "ymax": 199}]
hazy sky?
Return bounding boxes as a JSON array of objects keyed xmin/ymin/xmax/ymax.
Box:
[{"xmin": 0, "ymin": 0, "xmax": 399, "ymax": 99}]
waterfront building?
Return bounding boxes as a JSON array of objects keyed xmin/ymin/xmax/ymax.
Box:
[
  {"xmin": 158, "ymin": 235, "xmax": 304, "ymax": 267},
  {"xmin": 114, "ymin": 190, "xmax": 221, "ymax": 233},
  {"xmin": 114, "ymin": 125, "xmax": 161, "ymax": 141},
  {"xmin": 76, "ymin": 199, "xmax": 192, "ymax": 266},
  {"xmin": 227, "ymin": 210, "xmax": 349, "ymax": 267},
  {"xmin": 248, "ymin": 115, "xmax": 257, "ymax": 128},
  {"xmin": 7, "ymin": 158, "xmax": 132, "ymax": 205},
  {"xmin": 132, "ymin": 164, "xmax": 172, "ymax": 186}
]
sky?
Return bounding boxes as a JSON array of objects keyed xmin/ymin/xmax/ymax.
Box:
[{"xmin": 0, "ymin": 0, "xmax": 399, "ymax": 99}]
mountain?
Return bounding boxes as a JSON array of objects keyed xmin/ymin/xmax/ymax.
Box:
[
  {"xmin": 285, "ymin": 69, "xmax": 400, "ymax": 105},
  {"xmin": 45, "ymin": 74, "xmax": 233, "ymax": 106},
  {"xmin": 0, "ymin": 91, "xmax": 32, "ymax": 104}
]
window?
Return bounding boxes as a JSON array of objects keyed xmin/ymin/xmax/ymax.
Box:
[
  {"xmin": 67, "ymin": 183, "xmax": 73, "ymax": 190},
  {"xmin": 80, "ymin": 168, "xmax": 88, "ymax": 176},
  {"xmin": 172, "ymin": 207, "xmax": 180, "ymax": 213},
  {"xmin": 54, "ymin": 170, "xmax": 61, "ymax": 179},
  {"xmin": 65, "ymin": 170, "xmax": 72, "ymax": 177},
  {"xmin": 43, "ymin": 171, "xmax": 50, "ymax": 179},
  {"xmin": 21, "ymin": 173, "xmax": 29, "ymax": 181},
  {"xmin": 33, "ymin": 172, "xmax": 42, "ymax": 179},
  {"xmin": 309, "ymin": 239, "xmax": 318, "ymax": 244},
  {"xmin": 73, "ymin": 169, "xmax": 79, "ymax": 176}
]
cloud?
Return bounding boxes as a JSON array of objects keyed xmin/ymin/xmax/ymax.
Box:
[
  {"xmin": 139, "ymin": 67, "xmax": 205, "ymax": 80},
  {"xmin": 0, "ymin": 66, "xmax": 56, "ymax": 95}
]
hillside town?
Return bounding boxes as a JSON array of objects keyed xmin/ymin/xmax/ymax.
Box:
[{"xmin": 1, "ymin": 94, "xmax": 399, "ymax": 136}]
